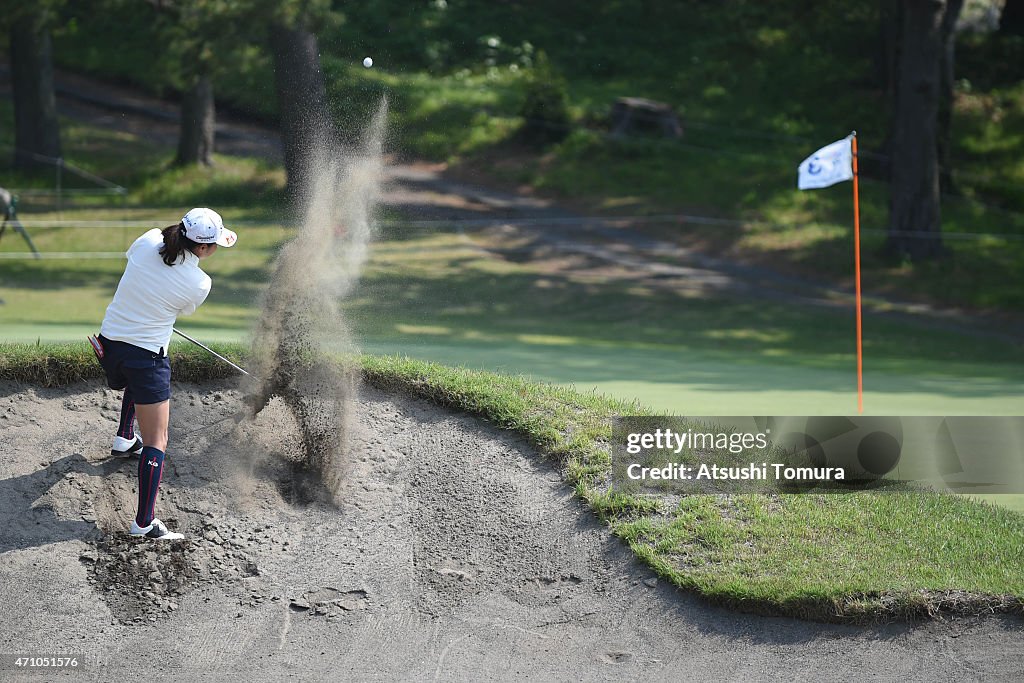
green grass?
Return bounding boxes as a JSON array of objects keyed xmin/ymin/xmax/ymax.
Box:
[
  {"xmin": 3, "ymin": 215, "xmax": 1023, "ymax": 418},
  {"xmin": 9, "ymin": 1, "xmax": 1024, "ymax": 313},
  {"xmin": 351, "ymin": 232, "xmax": 1024, "ymax": 415},
  {"xmin": 0, "ymin": 96, "xmax": 285, "ymax": 214},
  {"xmin": 354, "ymin": 233, "xmax": 1024, "ymax": 369},
  {"xmin": 3, "ymin": 212, "xmax": 1005, "ymax": 374},
  {"xmin": 0, "ymin": 210, "xmax": 288, "ymax": 336},
  {"xmin": 324, "ymin": 61, "xmax": 526, "ymax": 159},
  {"xmin": 4, "ymin": 342, "xmax": 1021, "ymax": 622},
  {"xmin": 4, "ymin": 327, "xmax": 1020, "ymax": 417},
  {"xmin": 617, "ymin": 492, "xmax": 1024, "ymax": 620},
  {"xmin": 0, "ymin": 340, "xmax": 246, "ymax": 386}
]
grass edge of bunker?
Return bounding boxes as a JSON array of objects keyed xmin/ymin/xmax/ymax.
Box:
[{"xmin": 3, "ymin": 341, "xmax": 1022, "ymax": 625}]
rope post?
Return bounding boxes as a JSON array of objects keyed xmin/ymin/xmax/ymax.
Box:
[{"xmin": 56, "ymin": 157, "xmax": 63, "ymax": 218}]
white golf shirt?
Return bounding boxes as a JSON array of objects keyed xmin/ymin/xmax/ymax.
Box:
[{"xmin": 100, "ymin": 229, "xmax": 211, "ymax": 354}]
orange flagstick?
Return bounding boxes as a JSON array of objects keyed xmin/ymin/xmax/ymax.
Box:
[{"xmin": 851, "ymin": 131, "xmax": 863, "ymax": 413}]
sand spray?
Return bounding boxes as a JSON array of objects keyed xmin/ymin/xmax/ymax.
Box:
[{"xmin": 244, "ymin": 97, "xmax": 388, "ymax": 501}]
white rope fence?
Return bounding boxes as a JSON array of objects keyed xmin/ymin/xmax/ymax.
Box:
[
  {"xmin": 1, "ymin": 212, "xmax": 1021, "ymax": 260},
  {"xmin": 12, "ymin": 213, "xmax": 1024, "ymax": 239}
]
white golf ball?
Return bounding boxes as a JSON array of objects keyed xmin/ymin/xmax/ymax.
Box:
[{"xmin": 363, "ymin": 57, "xmax": 373, "ymax": 68}]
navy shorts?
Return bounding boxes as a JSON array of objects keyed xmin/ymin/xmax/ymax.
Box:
[{"xmin": 97, "ymin": 335, "xmax": 171, "ymax": 404}]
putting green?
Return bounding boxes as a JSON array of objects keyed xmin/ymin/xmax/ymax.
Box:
[
  {"xmin": 9, "ymin": 324, "xmax": 1021, "ymax": 416},
  {"xmin": 358, "ymin": 338, "xmax": 1024, "ymax": 416}
]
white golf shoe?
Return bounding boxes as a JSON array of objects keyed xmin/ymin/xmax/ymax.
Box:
[
  {"xmin": 130, "ymin": 518, "xmax": 184, "ymax": 541},
  {"xmin": 111, "ymin": 435, "xmax": 144, "ymax": 457}
]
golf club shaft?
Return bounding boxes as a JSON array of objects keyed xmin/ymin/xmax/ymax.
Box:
[{"xmin": 172, "ymin": 327, "xmax": 252, "ymax": 377}]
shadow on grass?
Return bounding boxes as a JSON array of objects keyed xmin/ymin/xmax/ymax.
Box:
[
  {"xmin": 352, "ymin": 236, "xmax": 1024, "ymax": 372},
  {"xmin": 131, "ymin": 158, "xmax": 285, "ymax": 210},
  {"xmin": 0, "ymin": 261, "xmax": 123, "ymax": 290}
]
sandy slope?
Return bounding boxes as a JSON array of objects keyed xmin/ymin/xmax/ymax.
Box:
[{"xmin": 0, "ymin": 380, "xmax": 1021, "ymax": 681}]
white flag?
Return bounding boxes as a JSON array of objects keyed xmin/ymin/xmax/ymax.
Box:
[{"xmin": 797, "ymin": 137, "xmax": 853, "ymax": 190}]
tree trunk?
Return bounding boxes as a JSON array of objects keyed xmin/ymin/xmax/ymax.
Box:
[
  {"xmin": 886, "ymin": 0, "xmax": 947, "ymax": 262},
  {"xmin": 176, "ymin": 74, "xmax": 215, "ymax": 166},
  {"xmin": 999, "ymin": 0, "xmax": 1024, "ymax": 36},
  {"xmin": 9, "ymin": 13, "xmax": 62, "ymax": 171},
  {"xmin": 270, "ymin": 23, "xmax": 331, "ymax": 202},
  {"xmin": 936, "ymin": 0, "xmax": 964, "ymax": 194},
  {"xmin": 878, "ymin": 0, "xmax": 903, "ymax": 180}
]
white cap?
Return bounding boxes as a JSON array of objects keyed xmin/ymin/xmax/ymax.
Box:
[{"xmin": 181, "ymin": 208, "xmax": 237, "ymax": 247}]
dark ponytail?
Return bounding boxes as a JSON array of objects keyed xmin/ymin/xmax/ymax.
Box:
[{"xmin": 159, "ymin": 223, "xmax": 200, "ymax": 266}]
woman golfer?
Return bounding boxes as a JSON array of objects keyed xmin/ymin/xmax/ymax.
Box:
[{"xmin": 94, "ymin": 208, "xmax": 236, "ymax": 540}]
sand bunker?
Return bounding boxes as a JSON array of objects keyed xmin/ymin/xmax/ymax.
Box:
[{"xmin": 1, "ymin": 381, "xmax": 1022, "ymax": 679}]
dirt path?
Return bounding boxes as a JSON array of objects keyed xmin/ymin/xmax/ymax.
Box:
[{"xmin": 0, "ymin": 381, "xmax": 1022, "ymax": 681}]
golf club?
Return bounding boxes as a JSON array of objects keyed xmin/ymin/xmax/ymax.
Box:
[{"xmin": 173, "ymin": 327, "xmax": 252, "ymax": 377}]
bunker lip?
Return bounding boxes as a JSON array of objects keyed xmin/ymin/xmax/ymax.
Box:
[{"xmin": 1, "ymin": 379, "xmax": 1022, "ymax": 679}]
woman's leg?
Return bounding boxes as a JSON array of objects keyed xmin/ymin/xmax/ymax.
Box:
[
  {"xmin": 135, "ymin": 400, "xmax": 169, "ymax": 451},
  {"xmin": 134, "ymin": 400, "xmax": 170, "ymax": 528},
  {"xmin": 111, "ymin": 388, "xmax": 144, "ymax": 455},
  {"xmin": 117, "ymin": 389, "xmax": 137, "ymax": 440}
]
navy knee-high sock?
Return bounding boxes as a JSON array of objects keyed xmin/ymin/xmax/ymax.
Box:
[
  {"xmin": 118, "ymin": 390, "xmax": 136, "ymax": 439},
  {"xmin": 136, "ymin": 446, "xmax": 166, "ymax": 528}
]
